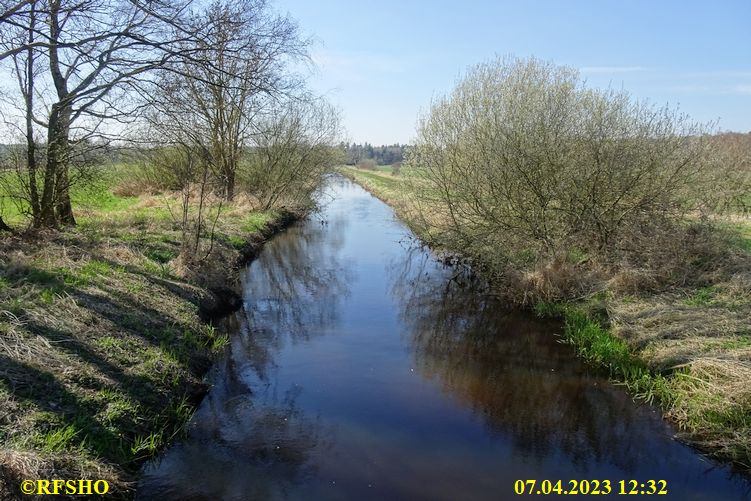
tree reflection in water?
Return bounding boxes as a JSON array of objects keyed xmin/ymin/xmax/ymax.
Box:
[
  {"xmin": 237, "ymin": 209, "xmax": 353, "ymax": 380},
  {"xmin": 139, "ymin": 213, "xmax": 354, "ymax": 500},
  {"xmin": 139, "ymin": 178, "xmax": 751, "ymax": 501},
  {"xmin": 388, "ymin": 244, "xmax": 665, "ymax": 475},
  {"xmin": 138, "ymin": 378, "xmax": 327, "ymax": 500}
]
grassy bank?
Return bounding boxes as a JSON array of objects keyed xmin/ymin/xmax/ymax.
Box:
[
  {"xmin": 0, "ymin": 168, "xmax": 297, "ymax": 499},
  {"xmin": 342, "ymin": 165, "xmax": 751, "ymax": 471}
]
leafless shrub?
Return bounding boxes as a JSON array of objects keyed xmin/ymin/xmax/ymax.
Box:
[
  {"xmin": 409, "ymin": 56, "xmax": 717, "ymax": 299},
  {"xmin": 142, "ymin": 146, "xmax": 223, "ymax": 266},
  {"xmin": 242, "ymin": 97, "xmax": 341, "ymax": 211},
  {"xmin": 698, "ymin": 132, "xmax": 751, "ymax": 216}
]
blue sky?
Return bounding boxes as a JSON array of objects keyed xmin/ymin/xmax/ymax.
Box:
[{"xmin": 275, "ymin": 0, "xmax": 751, "ymax": 145}]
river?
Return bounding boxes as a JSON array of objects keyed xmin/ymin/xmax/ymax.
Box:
[{"xmin": 137, "ymin": 176, "xmax": 750, "ymax": 500}]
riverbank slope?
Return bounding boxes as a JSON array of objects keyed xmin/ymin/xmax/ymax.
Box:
[
  {"xmin": 342, "ymin": 165, "xmax": 751, "ymax": 472},
  {"xmin": 0, "ymin": 178, "xmax": 298, "ymax": 499}
]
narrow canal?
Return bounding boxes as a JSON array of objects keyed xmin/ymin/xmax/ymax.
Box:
[{"xmin": 138, "ymin": 176, "xmax": 750, "ymax": 500}]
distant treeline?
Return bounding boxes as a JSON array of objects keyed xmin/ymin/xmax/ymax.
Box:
[{"xmin": 340, "ymin": 142, "xmax": 408, "ymax": 165}]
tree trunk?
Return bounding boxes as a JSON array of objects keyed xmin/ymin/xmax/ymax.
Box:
[
  {"xmin": 38, "ymin": 106, "xmax": 60, "ymax": 227},
  {"xmin": 37, "ymin": 0, "xmax": 75, "ymax": 227},
  {"xmin": 26, "ymin": 103, "xmax": 41, "ymax": 223},
  {"xmin": 25, "ymin": 1, "xmax": 41, "ymax": 224},
  {"xmin": 225, "ymin": 169, "xmax": 235, "ymax": 201},
  {"xmin": 38, "ymin": 101, "xmax": 75, "ymax": 227},
  {"xmin": 55, "ymin": 163, "xmax": 76, "ymax": 226},
  {"xmin": 38, "ymin": 137, "xmax": 57, "ymax": 228}
]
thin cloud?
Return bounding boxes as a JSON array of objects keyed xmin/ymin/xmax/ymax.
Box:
[
  {"xmin": 673, "ymin": 84, "xmax": 713, "ymax": 93},
  {"xmin": 580, "ymin": 66, "xmax": 647, "ymax": 74},
  {"xmin": 670, "ymin": 83, "xmax": 751, "ymax": 95},
  {"xmin": 680, "ymin": 70, "xmax": 751, "ymax": 79},
  {"xmin": 312, "ymin": 50, "xmax": 407, "ymax": 82}
]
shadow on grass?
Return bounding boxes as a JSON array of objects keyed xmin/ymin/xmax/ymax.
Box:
[
  {"xmin": 0, "ymin": 354, "xmax": 130, "ymax": 465},
  {"xmin": 7, "ymin": 260, "xmax": 213, "ymax": 374},
  {"xmin": 0, "ymin": 262, "xmax": 213, "ymax": 482}
]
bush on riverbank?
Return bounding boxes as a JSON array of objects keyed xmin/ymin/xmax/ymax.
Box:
[
  {"xmin": 342, "ymin": 119, "xmax": 751, "ymax": 471},
  {"xmin": 406, "ymin": 56, "xmax": 733, "ymax": 301}
]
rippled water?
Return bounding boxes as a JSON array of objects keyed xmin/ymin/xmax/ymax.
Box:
[{"xmin": 138, "ymin": 177, "xmax": 751, "ymax": 500}]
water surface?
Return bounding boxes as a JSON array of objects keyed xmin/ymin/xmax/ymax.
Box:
[{"xmin": 138, "ymin": 177, "xmax": 750, "ymax": 500}]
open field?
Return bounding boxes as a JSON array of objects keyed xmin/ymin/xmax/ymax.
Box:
[
  {"xmin": 342, "ymin": 164, "xmax": 751, "ymax": 471},
  {"xmin": 0, "ymin": 166, "xmax": 295, "ymax": 498}
]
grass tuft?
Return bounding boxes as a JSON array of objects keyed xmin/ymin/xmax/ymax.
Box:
[{"xmin": 0, "ymin": 166, "xmax": 297, "ymax": 497}]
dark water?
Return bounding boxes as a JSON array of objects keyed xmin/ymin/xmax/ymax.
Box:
[{"xmin": 138, "ymin": 177, "xmax": 751, "ymax": 500}]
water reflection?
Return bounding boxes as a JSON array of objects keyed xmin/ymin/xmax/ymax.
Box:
[
  {"xmin": 138, "ymin": 211, "xmax": 354, "ymax": 500},
  {"xmin": 138, "ymin": 381, "xmax": 325, "ymax": 500},
  {"xmin": 139, "ymin": 178, "xmax": 751, "ymax": 501},
  {"xmin": 388, "ymin": 247, "xmax": 656, "ymax": 474},
  {"xmin": 237, "ymin": 219, "xmax": 353, "ymax": 380}
]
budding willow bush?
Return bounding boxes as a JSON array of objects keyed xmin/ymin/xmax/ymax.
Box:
[
  {"xmin": 242, "ymin": 97, "xmax": 341, "ymax": 211},
  {"xmin": 409, "ymin": 57, "xmax": 715, "ymax": 300}
]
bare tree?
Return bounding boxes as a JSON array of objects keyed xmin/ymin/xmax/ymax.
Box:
[
  {"xmin": 141, "ymin": 0, "xmax": 339, "ymax": 217},
  {"xmin": 0, "ymin": 0, "xmax": 201, "ymax": 227},
  {"xmin": 245, "ymin": 95, "xmax": 341, "ymax": 210},
  {"xmin": 136, "ymin": 67, "xmax": 224, "ymax": 263},
  {"xmin": 148, "ymin": 144, "xmax": 222, "ymax": 264},
  {"xmin": 156, "ymin": 0, "xmax": 310, "ymax": 201}
]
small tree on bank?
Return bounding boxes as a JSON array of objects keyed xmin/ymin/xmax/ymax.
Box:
[
  {"xmin": 156, "ymin": 0, "xmax": 310, "ymax": 202},
  {"xmin": 244, "ymin": 96, "xmax": 341, "ymax": 211},
  {"xmin": 0, "ymin": 0, "xmax": 202, "ymax": 227}
]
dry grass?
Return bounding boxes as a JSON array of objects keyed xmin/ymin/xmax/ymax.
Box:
[
  {"xmin": 604, "ymin": 270, "xmax": 751, "ymax": 463},
  {"xmin": 0, "ymin": 448, "xmax": 130, "ymax": 499},
  {"xmin": 0, "ymin": 184, "xmax": 296, "ymax": 498},
  {"xmin": 346, "ymin": 165, "xmax": 751, "ymax": 470}
]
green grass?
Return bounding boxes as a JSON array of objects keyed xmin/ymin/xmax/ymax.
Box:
[
  {"xmin": 242, "ymin": 211, "xmax": 274, "ymax": 233},
  {"xmin": 0, "ymin": 166, "xmax": 296, "ymax": 495},
  {"xmin": 718, "ymin": 220, "xmax": 751, "ymax": 254},
  {"xmin": 720, "ymin": 334, "xmax": 751, "ymax": 350},
  {"xmin": 343, "ymin": 167, "xmax": 401, "ymax": 190},
  {"xmin": 80, "ymin": 259, "xmax": 124, "ymax": 279},
  {"xmin": 534, "ymin": 299, "xmax": 751, "ymax": 466},
  {"xmin": 225, "ymin": 235, "xmax": 247, "ymax": 249},
  {"xmin": 683, "ymin": 286, "xmax": 718, "ymax": 306},
  {"xmin": 141, "ymin": 259, "xmax": 173, "ymax": 279},
  {"xmin": 39, "ymin": 424, "xmax": 80, "ymax": 453},
  {"xmin": 0, "ymin": 170, "xmax": 29, "ymax": 223},
  {"xmin": 39, "ymin": 288, "xmax": 58, "ymax": 304},
  {"xmin": 72, "ymin": 184, "xmax": 138, "ymax": 213},
  {"xmin": 0, "ymin": 165, "xmax": 140, "ymax": 226},
  {"xmin": 535, "ymin": 302, "xmax": 678, "ymax": 405},
  {"xmin": 535, "ymin": 302, "xmax": 645, "ymax": 376},
  {"xmin": 130, "ymin": 431, "xmax": 164, "ymax": 458},
  {"xmin": 143, "ymin": 248, "xmax": 177, "ymax": 264}
]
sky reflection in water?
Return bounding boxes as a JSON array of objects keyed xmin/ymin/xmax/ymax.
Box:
[{"xmin": 138, "ymin": 177, "xmax": 751, "ymax": 500}]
